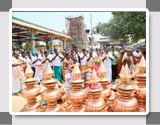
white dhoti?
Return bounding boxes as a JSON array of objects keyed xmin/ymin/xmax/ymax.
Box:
[
  {"xmin": 34, "ymin": 67, "xmax": 43, "ymax": 81},
  {"xmin": 12, "ymin": 78, "xmax": 21, "ymax": 93},
  {"xmin": 102, "ymin": 53, "xmax": 113, "ymax": 82},
  {"xmin": 105, "ymin": 66, "xmax": 112, "ymax": 82},
  {"xmin": 12, "ymin": 57, "xmax": 25, "ymax": 93},
  {"xmin": 65, "ymin": 70, "xmax": 72, "ymax": 91},
  {"xmin": 22, "ymin": 77, "xmax": 26, "ymax": 89}
]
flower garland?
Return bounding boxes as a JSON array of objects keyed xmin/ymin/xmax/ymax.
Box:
[
  {"xmin": 72, "ymin": 75, "xmax": 81, "ymax": 80},
  {"xmin": 89, "ymin": 82, "xmax": 101, "ymax": 89}
]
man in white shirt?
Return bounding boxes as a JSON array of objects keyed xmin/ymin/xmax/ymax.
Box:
[
  {"xmin": 19, "ymin": 51, "xmax": 30, "ymax": 89},
  {"xmin": 27, "ymin": 51, "xmax": 34, "ymax": 76},
  {"xmin": 39, "ymin": 49, "xmax": 44, "ymax": 59},
  {"xmin": 73, "ymin": 46, "xmax": 80, "ymax": 64},
  {"xmin": 86, "ymin": 49, "xmax": 89, "ymax": 55},
  {"xmin": 102, "ymin": 49, "xmax": 113, "ymax": 81},
  {"xmin": 79, "ymin": 49, "xmax": 89, "ymax": 76},
  {"xmin": 42, "ymin": 51, "xmax": 50, "ymax": 80},
  {"xmin": 133, "ymin": 51, "xmax": 139, "ymax": 58},
  {"xmin": 32, "ymin": 52, "xmax": 43, "ymax": 81},
  {"xmin": 90, "ymin": 48, "xmax": 97, "ymax": 58},
  {"xmin": 47, "ymin": 51, "xmax": 53, "ymax": 70},
  {"xmin": 51, "ymin": 49, "xmax": 64, "ymax": 83},
  {"xmin": 74, "ymin": 52, "xmax": 79, "ymax": 63},
  {"xmin": 12, "ymin": 51, "xmax": 24, "ymax": 95},
  {"xmin": 71, "ymin": 49, "xmax": 77, "ymax": 64},
  {"xmin": 19, "ymin": 51, "xmax": 27, "ymax": 62},
  {"xmin": 133, "ymin": 48, "xmax": 141, "ymax": 58},
  {"xmin": 60, "ymin": 51, "xmax": 66, "ymax": 81},
  {"xmin": 19, "ymin": 51, "xmax": 27, "ymax": 73}
]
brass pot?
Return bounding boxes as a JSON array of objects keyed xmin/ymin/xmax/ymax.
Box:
[
  {"xmin": 21, "ymin": 78, "xmax": 42, "ymax": 112},
  {"xmin": 113, "ymin": 83, "xmax": 138, "ymax": 112},
  {"xmin": 136, "ymin": 102, "xmax": 146, "ymax": 112},
  {"xmin": 99, "ymin": 78, "xmax": 112, "ymax": 100},
  {"xmin": 86, "ymin": 89, "xmax": 106, "ymax": 112},
  {"xmin": 113, "ymin": 96, "xmax": 138, "ymax": 112},
  {"xmin": 21, "ymin": 85, "xmax": 40, "ymax": 99},
  {"xmin": 67, "ymin": 79, "xmax": 87, "ymax": 112},
  {"xmin": 42, "ymin": 101, "xmax": 62, "ymax": 112},
  {"xmin": 98, "ymin": 72, "xmax": 106, "ymax": 79},
  {"xmin": 136, "ymin": 73, "xmax": 146, "ymax": 112},
  {"xmin": 41, "ymin": 88, "xmax": 61, "ymax": 102},
  {"xmin": 41, "ymin": 79, "xmax": 62, "ymax": 112},
  {"xmin": 84, "ymin": 81, "xmax": 90, "ymax": 104},
  {"xmin": 99, "ymin": 78, "xmax": 112, "ymax": 112},
  {"xmin": 21, "ymin": 99, "xmax": 42, "ymax": 112},
  {"xmin": 67, "ymin": 102, "xmax": 86, "ymax": 112},
  {"xmin": 67, "ymin": 89, "xmax": 87, "ymax": 102},
  {"xmin": 136, "ymin": 84, "xmax": 146, "ymax": 103}
]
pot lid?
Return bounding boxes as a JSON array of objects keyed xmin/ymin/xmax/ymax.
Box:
[
  {"xmin": 25, "ymin": 64, "xmax": 33, "ymax": 77},
  {"xmin": 43, "ymin": 78, "xmax": 57, "ymax": 84},
  {"xmin": 138, "ymin": 56, "xmax": 146, "ymax": 67},
  {"xmin": 89, "ymin": 88, "xmax": 102, "ymax": 92},
  {"xmin": 72, "ymin": 62, "xmax": 81, "ymax": 74},
  {"xmin": 24, "ymin": 77, "xmax": 38, "ymax": 83},
  {"xmin": 99, "ymin": 77, "xmax": 110, "ymax": 82},
  {"xmin": 70, "ymin": 79, "xmax": 84, "ymax": 83},
  {"xmin": 119, "ymin": 64, "xmax": 132, "ymax": 81},
  {"xmin": 90, "ymin": 69, "xmax": 99, "ymax": 83},
  {"xmin": 46, "ymin": 63, "xmax": 54, "ymax": 75},
  {"xmin": 117, "ymin": 83, "xmax": 136, "ymax": 91},
  {"xmin": 98, "ymin": 62, "xmax": 106, "ymax": 73}
]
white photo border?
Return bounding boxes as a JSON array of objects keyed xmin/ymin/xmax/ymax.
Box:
[{"xmin": 9, "ymin": 8, "xmax": 149, "ymax": 115}]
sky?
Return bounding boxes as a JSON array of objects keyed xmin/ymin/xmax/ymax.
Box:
[{"xmin": 12, "ymin": 12, "xmax": 113, "ymax": 41}]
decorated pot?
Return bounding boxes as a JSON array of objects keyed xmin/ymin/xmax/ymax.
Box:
[
  {"xmin": 113, "ymin": 83, "xmax": 138, "ymax": 112},
  {"xmin": 67, "ymin": 79, "xmax": 87, "ymax": 112}
]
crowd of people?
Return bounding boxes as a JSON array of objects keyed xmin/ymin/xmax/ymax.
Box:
[{"xmin": 12, "ymin": 46, "xmax": 146, "ymax": 95}]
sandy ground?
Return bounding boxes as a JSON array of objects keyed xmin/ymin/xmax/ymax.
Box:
[{"xmin": 12, "ymin": 85, "xmax": 46, "ymax": 112}]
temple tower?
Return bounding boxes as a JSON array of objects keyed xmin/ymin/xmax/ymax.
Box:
[{"xmin": 65, "ymin": 16, "xmax": 88, "ymax": 49}]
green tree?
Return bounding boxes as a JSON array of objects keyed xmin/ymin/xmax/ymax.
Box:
[
  {"xmin": 88, "ymin": 37, "xmax": 98, "ymax": 46},
  {"xmin": 23, "ymin": 43, "xmax": 31, "ymax": 50},
  {"xmin": 36, "ymin": 42, "xmax": 45, "ymax": 47},
  {"xmin": 12, "ymin": 44, "xmax": 19, "ymax": 50},
  {"xmin": 96, "ymin": 12, "xmax": 146, "ymax": 43},
  {"xmin": 36, "ymin": 42, "xmax": 41, "ymax": 47}
]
